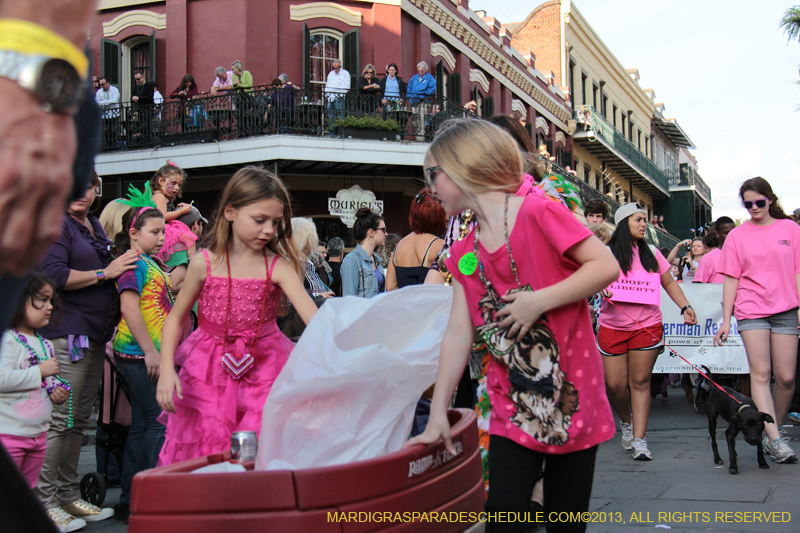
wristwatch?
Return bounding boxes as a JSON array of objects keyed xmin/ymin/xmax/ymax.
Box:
[{"xmin": 0, "ymin": 50, "xmax": 84, "ymax": 114}]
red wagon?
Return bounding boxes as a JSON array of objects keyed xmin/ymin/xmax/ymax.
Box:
[{"xmin": 129, "ymin": 409, "xmax": 483, "ymax": 532}]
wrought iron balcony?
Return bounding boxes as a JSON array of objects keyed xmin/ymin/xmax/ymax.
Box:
[
  {"xmin": 542, "ymin": 159, "xmax": 679, "ymax": 249},
  {"xmin": 97, "ymin": 86, "xmax": 476, "ymax": 153},
  {"xmin": 573, "ymin": 105, "xmax": 671, "ymax": 198},
  {"xmin": 677, "ymin": 163, "xmax": 712, "ymax": 205}
]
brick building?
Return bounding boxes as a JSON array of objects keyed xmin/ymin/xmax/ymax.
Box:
[{"xmin": 92, "ymin": 0, "xmax": 572, "ymax": 242}]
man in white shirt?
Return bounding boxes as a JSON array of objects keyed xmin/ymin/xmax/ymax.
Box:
[
  {"xmin": 94, "ymin": 77, "xmax": 120, "ymax": 118},
  {"xmin": 325, "ymin": 60, "xmax": 350, "ymax": 136},
  {"xmin": 94, "ymin": 77, "xmax": 120, "ymax": 148}
]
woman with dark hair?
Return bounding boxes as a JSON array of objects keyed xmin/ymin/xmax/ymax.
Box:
[
  {"xmin": 169, "ymin": 74, "xmax": 200, "ymax": 132},
  {"xmin": 714, "ymin": 177, "xmax": 800, "ymax": 464},
  {"xmin": 169, "ymin": 74, "xmax": 198, "ymax": 100},
  {"xmin": 599, "ymin": 203, "xmax": 696, "ymax": 461},
  {"xmin": 386, "ymin": 188, "xmax": 445, "ymax": 290},
  {"xmin": 35, "ymin": 172, "xmax": 140, "ymax": 526},
  {"xmin": 379, "ymin": 62, "xmax": 407, "ymax": 110},
  {"xmin": 341, "ymin": 208, "xmax": 387, "ymax": 298}
]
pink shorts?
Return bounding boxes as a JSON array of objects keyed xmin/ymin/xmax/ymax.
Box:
[{"xmin": 0, "ymin": 433, "xmax": 47, "ymax": 488}]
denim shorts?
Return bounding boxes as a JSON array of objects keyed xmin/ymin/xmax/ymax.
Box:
[{"xmin": 737, "ymin": 307, "xmax": 799, "ymax": 335}]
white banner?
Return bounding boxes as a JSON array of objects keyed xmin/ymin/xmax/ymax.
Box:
[{"xmin": 652, "ymin": 283, "xmax": 749, "ymax": 374}]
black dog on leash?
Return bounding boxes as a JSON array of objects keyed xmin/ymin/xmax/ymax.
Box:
[{"xmin": 702, "ymin": 366, "xmax": 774, "ymax": 474}]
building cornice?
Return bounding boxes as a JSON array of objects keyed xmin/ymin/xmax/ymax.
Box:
[
  {"xmin": 402, "ymin": 0, "xmax": 571, "ymax": 127},
  {"xmin": 290, "ymin": 3, "xmax": 363, "ymax": 27}
]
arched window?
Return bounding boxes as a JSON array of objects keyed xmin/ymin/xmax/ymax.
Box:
[{"xmin": 307, "ymin": 29, "xmax": 343, "ymax": 86}]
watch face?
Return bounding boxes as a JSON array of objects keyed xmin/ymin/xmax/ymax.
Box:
[{"xmin": 37, "ymin": 59, "xmax": 84, "ymax": 114}]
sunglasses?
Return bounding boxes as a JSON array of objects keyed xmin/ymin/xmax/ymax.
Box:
[
  {"xmin": 375, "ymin": 227, "xmax": 387, "ymax": 233},
  {"xmin": 425, "ymin": 165, "xmax": 442, "ymax": 186},
  {"xmin": 743, "ymin": 199, "xmax": 767, "ymax": 209}
]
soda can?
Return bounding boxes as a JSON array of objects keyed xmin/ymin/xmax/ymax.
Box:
[{"xmin": 231, "ymin": 431, "xmax": 258, "ymax": 461}]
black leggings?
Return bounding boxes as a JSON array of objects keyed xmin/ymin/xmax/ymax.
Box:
[{"xmin": 485, "ymin": 436, "xmax": 598, "ymax": 533}]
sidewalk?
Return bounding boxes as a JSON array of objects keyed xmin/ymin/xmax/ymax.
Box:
[{"xmin": 78, "ymin": 392, "xmax": 799, "ymax": 533}]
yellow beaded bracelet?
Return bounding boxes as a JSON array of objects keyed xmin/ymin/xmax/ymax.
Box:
[{"xmin": 0, "ymin": 18, "xmax": 88, "ymax": 78}]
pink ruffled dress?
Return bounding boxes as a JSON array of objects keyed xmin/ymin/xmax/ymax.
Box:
[
  {"xmin": 156, "ymin": 200, "xmax": 198, "ymax": 263},
  {"xmin": 158, "ymin": 250, "xmax": 293, "ymax": 465}
]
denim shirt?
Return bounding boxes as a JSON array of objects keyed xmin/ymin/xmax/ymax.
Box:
[{"xmin": 341, "ymin": 244, "xmax": 384, "ymax": 298}]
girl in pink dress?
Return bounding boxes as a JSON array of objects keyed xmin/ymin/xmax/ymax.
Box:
[
  {"xmin": 156, "ymin": 167, "xmax": 318, "ymax": 465},
  {"xmin": 149, "ymin": 161, "xmax": 198, "ymax": 267}
]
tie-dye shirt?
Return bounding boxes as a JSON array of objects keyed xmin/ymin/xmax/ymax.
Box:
[{"xmin": 113, "ymin": 256, "xmax": 174, "ymax": 358}]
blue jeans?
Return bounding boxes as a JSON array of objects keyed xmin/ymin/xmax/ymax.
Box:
[
  {"xmin": 117, "ymin": 359, "xmax": 165, "ymax": 506},
  {"xmin": 327, "ymin": 97, "xmax": 345, "ymax": 133}
]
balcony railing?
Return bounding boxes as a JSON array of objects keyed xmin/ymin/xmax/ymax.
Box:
[
  {"xmin": 541, "ymin": 159, "xmax": 622, "ymax": 216},
  {"xmin": 542, "ymin": 159, "xmax": 679, "ymax": 249},
  {"xmin": 678, "ymin": 163, "xmax": 712, "ymax": 204},
  {"xmin": 97, "ymin": 86, "xmax": 476, "ymax": 152},
  {"xmin": 573, "ymin": 105, "xmax": 671, "ymax": 194}
]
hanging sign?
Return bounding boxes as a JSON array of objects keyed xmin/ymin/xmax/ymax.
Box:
[{"xmin": 328, "ymin": 185, "xmax": 384, "ymax": 228}]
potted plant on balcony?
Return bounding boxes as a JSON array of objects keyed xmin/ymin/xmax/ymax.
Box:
[{"xmin": 329, "ymin": 115, "xmax": 402, "ymax": 140}]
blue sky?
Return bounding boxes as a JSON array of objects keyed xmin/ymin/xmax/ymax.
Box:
[{"xmin": 470, "ymin": 0, "xmax": 800, "ymax": 220}]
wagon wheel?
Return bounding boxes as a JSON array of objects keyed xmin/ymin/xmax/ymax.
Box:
[{"xmin": 80, "ymin": 472, "xmax": 107, "ymax": 507}]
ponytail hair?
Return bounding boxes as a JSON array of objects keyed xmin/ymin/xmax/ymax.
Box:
[
  {"xmin": 115, "ymin": 207, "xmax": 164, "ymax": 252},
  {"xmin": 352, "ymin": 207, "xmax": 383, "ymax": 242},
  {"xmin": 739, "ymin": 177, "xmax": 789, "ymax": 220}
]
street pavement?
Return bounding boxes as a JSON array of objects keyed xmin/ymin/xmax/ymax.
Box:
[{"xmin": 78, "ymin": 385, "xmax": 799, "ymax": 533}]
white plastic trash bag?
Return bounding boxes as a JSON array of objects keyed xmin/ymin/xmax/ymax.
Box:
[{"xmin": 256, "ymin": 285, "xmax": 452, "ymax": 470}]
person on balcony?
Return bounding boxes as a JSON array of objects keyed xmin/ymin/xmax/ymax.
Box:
[
  {"xmin": 131, "ymin": 71, "xmax": 156, "ymax": 140},
  {"xmin": 95, "ymin": 77, "xmax": 120, "ymax": 149},
  {"xmin": 406, "ymin": 61, "xmax": 436, "ymax": 139},
  {"xmin": 231, "ymin": 60, "xmax": 254, "ymax": 136},
  {"xmin": 210, "ymin": 66, "xmax": 234, "ymax": 134},
  {"xmin": 464, "ymin": 100, "xmax": 478, "ymax": 114},
  {"xmin": 210, "ymin": 66, "xmax": 233, "ymax": 95},
  {"xmin": 379, "ymin": 63, "xmax": 407, "ymax": 112},
  {"xmin": 325, "ymin": 59, "xmax": 350, "ymax": 136},
  {"xmin": 357, "ymin": 64, "xmax": 381, "ymax": 115},
  {"xmin": 169, "ymin": 74, "xmax": 201, "ymax": 132}
]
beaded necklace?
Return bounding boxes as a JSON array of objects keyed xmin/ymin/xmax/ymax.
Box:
[
  {"xmin": 11, "ymin": 329, "xmax": 74, "ymax": 428},
  {"xmin": 140, "ymin": 255, "xmax": 175, "ymax": 326},
  {"xmin": 220, "ymin": 246, "xmax": 270, "ymax": 379},
  {"xmin": 439, "ymin": 209, "xmax": 474, "ymax": 285},
  {"xmin": 473, "ymin": 195, "xmax": 521, "ymax": 309}
]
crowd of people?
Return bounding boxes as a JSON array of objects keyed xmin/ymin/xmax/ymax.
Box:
[{"xmin": 93, "ymin": 57, "xmax": 491, "ymax": 147}]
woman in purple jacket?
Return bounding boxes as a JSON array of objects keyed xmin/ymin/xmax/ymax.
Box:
[{"xmin": 35, "ymin": 172, "xmax": 140, "ymax": 524}]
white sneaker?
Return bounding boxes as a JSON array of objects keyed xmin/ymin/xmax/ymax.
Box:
[
  {"xmin": 61, "ymin": 499, "xmax": 114, "ymax": 522},
  {"xmin": 620, "ymin": 421, "xmax": 634, "ymax": 451},
  {"xmin": 632, "ymin": 437, "xmax": 652, "ymax": 461},
  {"xmin": 47, "ymin": 508, "xmax": 87, "ymax": 532},
  {"xmin": 769, "ymin": 437, "xmax": 798, "ymax": 464}
]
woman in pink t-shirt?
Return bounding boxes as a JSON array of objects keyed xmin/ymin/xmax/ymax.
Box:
[
  {"xmin": 406, "ymin": 120, "xmax": 619, "ymax": 532},
  {"xmin": 714, "ymin": 177, "xmax": 800, "ymax": 464},
  {"xmin": 598, "ymin": 203, "xmax": 697, "ymax": 461}
]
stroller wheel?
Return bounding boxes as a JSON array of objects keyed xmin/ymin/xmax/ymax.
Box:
[{"xmin": 80, "ymin": 472, "xmax": 107, "ymax": 506}]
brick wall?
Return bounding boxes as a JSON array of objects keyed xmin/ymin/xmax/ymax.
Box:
[{"xmin": 507, "ymin": 1, "xmax": 562, "ymax": 83}]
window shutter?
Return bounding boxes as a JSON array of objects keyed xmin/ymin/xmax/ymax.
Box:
[
  {"xmin": 149, "ymin": 30, "xmax": 157, "ymax": 84},
  {"xmin": 343, "ymin": 28, "xmax": 360, "ymax": 90},
  {"xmin": 436, "ymin": 60, "xmax": 445, "ymax": 98},
  {"xmin": 525, "ymin": 123, "xmax": 533, "ymax": 139},
  {"xmin": 447, "ymin": 73, "xmax": 461, "ymax": 104},
  {"xmin": 302, "ymin": 24, "xmax": 309, "ymax": 88},
  {"xmin": 482, "ymin": 97, "xmax": 494, "ymax": 118},
  {"xmin": 101, "ymin": 39, "xmax": 121, "ymax": 86},
  {"xmin": 560, "ymin": 150, "xmax": 572, "ymax": 169}
]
